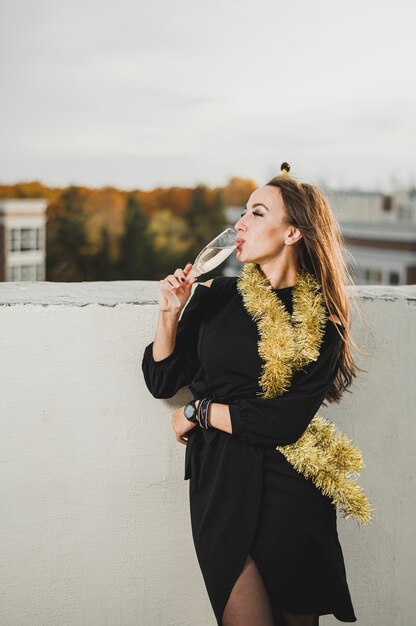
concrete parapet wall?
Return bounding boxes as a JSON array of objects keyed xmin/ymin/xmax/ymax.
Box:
[{"xmin": 1, "ymin": 280, "xmax": 415, "ymax": 625}]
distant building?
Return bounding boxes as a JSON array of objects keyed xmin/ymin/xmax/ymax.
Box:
[
  {"xmin": 330, "ymin": 189, "xmax": 416, "ymax": 285},
  {"xmin": 0, "ymin": 199, "xmax": 48, "ymax": 281},
  {"xmin": 224, "ymin": 193, "xmax": 416, "ymax": 286},
  {"xmin": 342, "ymin": 221, "xmax": 416, "ymax": 285},
  {"xmin": 326, "ymin": 189, "xmax": 393, "ymax": 223}
]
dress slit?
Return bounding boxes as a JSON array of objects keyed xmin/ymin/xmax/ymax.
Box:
[
  {"xmin": 221, "ymin": 552, "xmax": 279, "ymax": 626},
  {"xmin": 214, "ymin": 479, "xmax": 266, "ymax": 625},
  {"xmin": 190, "ymin": 438, "xmax": 267, "ymax": 626}
]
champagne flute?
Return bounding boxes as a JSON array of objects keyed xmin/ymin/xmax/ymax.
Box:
[{"xmin": 158, "ymin": 227, "xmax": 238, "ymax": 308}]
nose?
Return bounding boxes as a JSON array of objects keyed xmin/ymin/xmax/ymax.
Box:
[{"xmin": 234, "ymin": 214, "xmax": 246, "ymax": 232}]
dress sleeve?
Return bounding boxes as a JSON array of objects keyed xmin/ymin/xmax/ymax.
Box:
[
  {"xmin": 228, "ymin": 322, "xmax": 343, "ymax": 447},
  {"xmin": 141, "ymin": 283, "xmax": 213, "ymax": 399}
]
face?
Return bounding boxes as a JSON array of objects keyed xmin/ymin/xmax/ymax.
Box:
[{"xmin": 234, "ymin": 185, "xmax": 302, "ymax": 264}]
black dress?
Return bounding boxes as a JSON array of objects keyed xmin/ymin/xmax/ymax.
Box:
[{"xmin": 142, "ymin": 276, "xmax": 357, "ymax": 625}]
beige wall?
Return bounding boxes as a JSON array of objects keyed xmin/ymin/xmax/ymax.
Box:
[{"xmin": 0, "ymin": 280, "xmax": 415, "ymax": 626}]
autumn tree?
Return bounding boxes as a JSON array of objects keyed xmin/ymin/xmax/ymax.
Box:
[
  {"xmin": 93, "ymin": 227, "xmax": 114, "ymax": 280},
  {"xmin": 3, "ymin": 178, "xmax": 259, "ymax": 283},
  {"xmin": 118, "ymin": 193, "xmax": 157, "ymax": 280},
  {"xmin": 185, "ymin": 185, "xmax": 227, "ymax": 266},
  {"xmin": 148, "ymin": 208, "xmax": 191, "ymax": 278},
  {"xmin": 46, "ymin": 186, "xmax": 91, "ymax": 281},
  {"xmin": 222, "ymin": 177, "xmax": 258, "ymax": 206}
]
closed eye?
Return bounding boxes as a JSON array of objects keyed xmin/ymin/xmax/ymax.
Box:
[{"xmin": 240, "ymin": 211, "xmax": 262, "ymax": 217}]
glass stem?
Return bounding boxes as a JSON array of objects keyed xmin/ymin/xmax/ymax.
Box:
[{"xmin": 186, "ymin": 267, "xmax": 201, "ymax": 281}]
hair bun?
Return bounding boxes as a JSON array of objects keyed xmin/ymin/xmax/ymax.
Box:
[{"xmin": 280, "ymin": 162, "xmax": 290, "ymax": 174}]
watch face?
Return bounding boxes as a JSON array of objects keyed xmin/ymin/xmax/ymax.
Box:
[{"xmin": 184, "ymin": 403, "xmax": 196, "ymax": 419}]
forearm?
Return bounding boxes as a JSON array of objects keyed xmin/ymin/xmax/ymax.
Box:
[
  {"xmin": 196, "ymin": 400, "xmax": 232, "ymax": 434},
  {"xmin": 152, "ymin": 310, "xmax": 181, "ymax": 362}
]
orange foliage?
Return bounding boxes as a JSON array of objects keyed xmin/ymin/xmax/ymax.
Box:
[{"xmin": 222, "ymin": 177, "xmax": 258, "ymax": 206}]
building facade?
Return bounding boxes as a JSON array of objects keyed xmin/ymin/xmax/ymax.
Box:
[{"xmin": 0, "ymin": 199, "xmax": 48, "ymax": 282}]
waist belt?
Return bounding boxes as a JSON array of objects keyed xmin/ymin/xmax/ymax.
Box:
[{"xmin": 185, "ymin": 380, "xmax": 373, "ymax": 525}]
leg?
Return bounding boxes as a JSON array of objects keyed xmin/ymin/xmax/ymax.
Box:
[
  {"xmin": 222, "ymin": 554, "xmax": 275, "ymax": 626},
  {"xmin": 282, "ymin": 607, "xmax": 319, "ymax": 626}
]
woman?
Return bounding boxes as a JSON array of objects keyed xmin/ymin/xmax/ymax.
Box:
[{"xmin": 142, "ymin": 163, "xmax": 363, "ymax": 625}]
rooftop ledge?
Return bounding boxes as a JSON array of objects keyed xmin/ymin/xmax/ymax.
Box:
[
  {"xmin": 1, "ymin": 279, "xmax": 415, "ymax": 625},
  {"xmin": 1, "ymin": 279, "xmax": 416, "ymax": 306}
]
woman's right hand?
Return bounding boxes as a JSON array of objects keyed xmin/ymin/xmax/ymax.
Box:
[{"xmin": 158, "ymin": 263, "xmax": 197, "ymax": 313}]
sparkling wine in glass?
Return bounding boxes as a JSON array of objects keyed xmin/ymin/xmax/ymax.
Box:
[{"xmin": 158, "ymin": 227, "xmax": 238, "ymax": 308}]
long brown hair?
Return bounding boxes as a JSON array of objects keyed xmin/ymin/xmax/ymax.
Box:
[{"xmin": 265, "ymin": 173, "xmax": 367, "ymax": 404}]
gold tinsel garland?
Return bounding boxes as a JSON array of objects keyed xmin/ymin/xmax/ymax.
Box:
[
  {"xmin": 237, "ymin": 263, "xmax": 374, "ymax": 525},
  {"xmin": 236, "ymin": 263, "xmax": 327, "ymax": 398}
]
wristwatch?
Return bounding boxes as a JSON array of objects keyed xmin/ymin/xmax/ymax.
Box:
[{"xmin": 184, "ymin": 399, "xmax": 198, "ymax": 423}]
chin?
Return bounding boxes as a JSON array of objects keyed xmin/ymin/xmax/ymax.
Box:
[
  {"xmin": 236, "ymin": 248, "xmax": 249, "ymax": 263},
  {"xmin": 237, "ymin": 250, "xmax": 257, "ymax": 264}
]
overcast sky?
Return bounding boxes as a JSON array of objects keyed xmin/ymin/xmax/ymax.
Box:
[{"xmin": 1, "ymin": 0, "xmax": 415, "ymax": 192}]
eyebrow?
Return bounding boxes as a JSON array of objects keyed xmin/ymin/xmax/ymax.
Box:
[{"xmin": 243, "ymin": 203, "xmax": 269, "ymax": 212}]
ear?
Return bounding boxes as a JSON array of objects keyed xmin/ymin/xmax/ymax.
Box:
[{"xmin": 286, "ymin": 226, "xmax": 303, "ymax": 245}]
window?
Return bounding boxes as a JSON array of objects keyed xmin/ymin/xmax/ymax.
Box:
[
  {"xmin": 389, "ymin": 271, "xmax": 400, "ymax": 285},
  {"xmin": 383, "ymin": 196, "xmax": 392, "ymax": 212},
  {"xmin": 8, "ymin": 227, "xmax": 40, "ymax": 252},
  {"xmin": 9, "ymin": 264, "xmax": 41, "ymax": 281},
  {"xmin": 10, "ymin": 228, "xmax": 20, "ymax": 252},
  {"xmin": 36, "ymin": 228, "xmax": 42, "ymax": 251},
  {"xmin": 21, "ymin": 265, "xmax": 37, "ymax": 280},
  {"xmin": 397, "ymin": 205, "xmax": 413, "ymax": 221},
  {"xmin": 365, "ymin": 268, "xmax": 383, "ymax": 284},
  {"xmin": 21, "ymin": 228, "xmax": 37, "ymax": 251},
  {"xmin": 36, "ymin": 264, "xmax": 43, "ymax": 280},
  {"xmin": 11, "ymin": 266, "xmax": 20, "ymax": 281}
]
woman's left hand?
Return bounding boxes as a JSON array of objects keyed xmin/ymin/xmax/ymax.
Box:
[{"xmin": 171, "ymin": 400, "xmax": 200, "ymax": 445}]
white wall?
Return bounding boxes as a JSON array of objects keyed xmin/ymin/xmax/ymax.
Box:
[{"xmin": 0, "ymin": 280, "xmax": 415, "ymax": 626}]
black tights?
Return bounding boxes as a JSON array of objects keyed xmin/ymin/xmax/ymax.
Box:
[{"xmin": 222, "ymin": 555, "xmax": 319, "ymax": 626}]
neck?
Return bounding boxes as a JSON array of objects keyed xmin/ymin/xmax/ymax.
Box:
[{"xmin": 257, "ymin": 262, "xmax": 298, "ymax": 289}]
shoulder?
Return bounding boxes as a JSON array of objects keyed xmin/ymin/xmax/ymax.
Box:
[
  {"xmin": 326, "ymin": 315, "xmax": 344, "ymax": 345},
  {"xmin": 321, "ymin": 315, "xmax": 344, "ymax": 360},
  {"xmin": 323, "ymin": 303, "xmax": 343, "ymax": 331}
]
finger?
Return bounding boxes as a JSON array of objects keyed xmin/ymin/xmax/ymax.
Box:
[
  {"xmin": 183, "ymin": 276, "xmax": 197, "ymax": 290},
  {"xmin": 173, "ymin": 267, "xmax": 185, "ymax": 281},
  {"xmin": 184, "ymin": 267, "xmax": 198, "ymax": 288},
  {"xmin": 165, "ymin": 275, "xmax": 182, "ymax": 289},
  {"xmin": 183, "ymin": 263, "xmax": 195, "ymax": 282}
]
